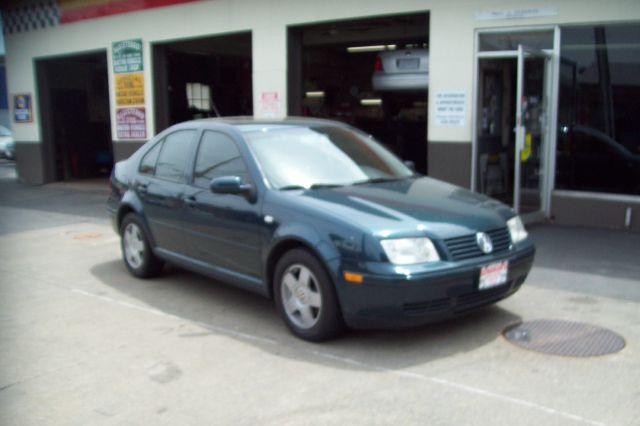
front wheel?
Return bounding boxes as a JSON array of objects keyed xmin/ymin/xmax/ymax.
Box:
[
  {"xmin": 120, "ymin": 213, "xmax": 163, "ymax": 278},
  {"xmin": 274, "ymin": 249, "xmax": 343, "ymax": 342}
]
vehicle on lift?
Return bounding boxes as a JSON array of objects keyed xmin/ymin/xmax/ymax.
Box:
[
  {"xmin": 107, "ymin": 117, "xmax": 535, "ymax": 342},
  {"xmin": 0, "ymin": 126, "xmax": 15, "ymax": 160},
  {"xmin": 372, "ymin": 48, "xmax": 429, "ymax": 92}
]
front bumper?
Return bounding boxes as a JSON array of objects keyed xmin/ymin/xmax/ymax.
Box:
[{"xmin": 337, "ymin": 245, "xmax": 535, "ymax": 329}]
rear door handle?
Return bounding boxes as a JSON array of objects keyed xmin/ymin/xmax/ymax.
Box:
[{"xmin": 184, "ymin": 195, "xmax": 197, "ymax": 206}]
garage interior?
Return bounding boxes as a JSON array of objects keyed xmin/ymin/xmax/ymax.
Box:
[
  {"xmin": 152, "ymin": 33, "xmax": 253, "ymax": 133},
  {"xmin": 36, "ymin": 52, "xmax": 112, "ymax": 181},
  {"xmin": 288, "ymin": 13, "xmax": 429, "ymax": 173}
]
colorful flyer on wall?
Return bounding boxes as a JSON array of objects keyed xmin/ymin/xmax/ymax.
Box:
[
  {"xmin": 113, "ymin": 39, "xmax": 144, "ymax": 73},
  {"xmin": 116, "ymin": 107, "xmax": 147, "ymax": 139},
  {"xmin": 14, "ymin": 94, "xmax": 33, "ymax": 123},
  {"xmin": 115, "ymin": 73, "xmax": 145, "ymax": 106}
]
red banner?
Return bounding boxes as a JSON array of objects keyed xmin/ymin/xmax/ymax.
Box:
[{"xmin": 60, "ymin": 0, "xmax": 202, "ymax": 24}]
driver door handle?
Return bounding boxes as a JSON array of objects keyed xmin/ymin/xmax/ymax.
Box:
[{"xmin": 135, "ymin": 181, "xmax": 149, "ymax": 193}]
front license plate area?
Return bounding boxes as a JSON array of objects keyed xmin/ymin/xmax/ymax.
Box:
[{"xmin": 479, "ymin": 261, "xmax": 509, "ymax": 290}]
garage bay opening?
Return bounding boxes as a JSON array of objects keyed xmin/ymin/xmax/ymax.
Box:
[
  {"xmin": 152, "ymin": 32, "xmax": 253, "ymax": 133},
  {"xmin": 36, "ymin": 52, "xmax": 112, "ymax": 182},
  {"xmin": 288, "ymin": 13, "xmax": 429, "ymax": 174}
]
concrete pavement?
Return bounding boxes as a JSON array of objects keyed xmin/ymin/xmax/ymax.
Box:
[{"xmin": 1, "ymin": 161, "xmax": 638, "ymax": 425}]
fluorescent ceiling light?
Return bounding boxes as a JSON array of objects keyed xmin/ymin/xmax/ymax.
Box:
[
  {"xmin": 347, "ymin": 44, "xmax": 396, "ymax": 53},
  {"xmin": 360, "ymin": 98, "xmax": 382, "ymax": 106},
  {"xmin": 305, "ymin": 91, "xmax": 325, "ymax": 98}
]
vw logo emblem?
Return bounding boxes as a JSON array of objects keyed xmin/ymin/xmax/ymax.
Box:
[{"xmin": 476, "ymin": 232, "xmax": 493, "ymax": 254}]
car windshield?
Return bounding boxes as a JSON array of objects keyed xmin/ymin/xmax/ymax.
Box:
[
  {"xmin": 240, "ymin": 124, "xmax": 413, "ymax": 189},
  {"xmin": 0, "ymin": 126, "xmax": 11, "ymax": 137}
]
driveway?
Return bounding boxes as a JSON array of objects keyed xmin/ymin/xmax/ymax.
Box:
[{"xmin": 1, "ymin": 162, "xmax": 638, "ymax": 425}]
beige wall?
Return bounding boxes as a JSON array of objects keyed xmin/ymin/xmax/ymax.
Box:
[{"xmin": 5, "ymin": 0, "xmax": 640, "ymax": 146}]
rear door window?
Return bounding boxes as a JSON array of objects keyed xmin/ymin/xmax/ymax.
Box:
[{"xmin": 154, "ymin": 130, "xmax": 197, "ymax": 183}]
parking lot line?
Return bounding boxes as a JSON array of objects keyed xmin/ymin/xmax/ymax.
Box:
[{"xmin": 70, "ymin": 286, "xmax": 607, "ymax": 426}]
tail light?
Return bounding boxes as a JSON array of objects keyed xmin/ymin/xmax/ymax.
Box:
[{"xmin": 374, "ymin": 57, "xmax": 384, "ymax": 73}]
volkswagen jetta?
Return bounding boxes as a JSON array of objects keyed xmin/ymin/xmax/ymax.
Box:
[{"xmin": 107, "ymin": 117, "xmax": 535, "ymax": 341}]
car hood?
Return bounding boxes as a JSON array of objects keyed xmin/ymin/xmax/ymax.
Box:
[{"xmin": 283, "ymin": 177, "xmax": 514, "ymax": 239}]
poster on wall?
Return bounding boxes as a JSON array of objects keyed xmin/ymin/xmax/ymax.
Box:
[
  {"xmin": 13, "ymin": 94, "xmax": 33, "ymax": 123},
  {"xmin": 116, "ymin": 107, "xmax": 147, "ymax": 140},
  {"xmin": 113, "ymin": 39, "xmax": 144, "ymax": 73},
  {"xmin": 258, "ymin": 91, "xmax": 282, "ymax": 118},
  {"xmin": 434, "ymin": 91, "xmax": 467, "ymax": 127},
  {"xmin": 112, "ymin": 38, "xmax": 146, "ymax": 140},
  {"xmin": 115, "ymin": 73, "xmax": 145, "ymax": 106}
]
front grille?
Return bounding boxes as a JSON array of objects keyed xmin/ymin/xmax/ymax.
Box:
[{"xmin": 443, "ymin": 227, "xmax": 512, "ymax": 261}]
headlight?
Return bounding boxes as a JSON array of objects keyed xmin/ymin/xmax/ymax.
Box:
[
  {"xmin": 507, "ymin": 216, "xmax": 528, "ymax": 243},
  {"xmin": 380, "ymin": 238, "xmax": 440, "ymax": 265}
]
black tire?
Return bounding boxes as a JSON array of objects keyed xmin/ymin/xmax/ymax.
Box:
[
  {"xmin": 274, "ymin": 249, "xmax": 344, "ymax": 342},
  {"xmin": 120, "ymin": 213, "xmax": 163, "ymax": 278}
]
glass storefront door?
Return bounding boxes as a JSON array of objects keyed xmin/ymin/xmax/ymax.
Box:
[
  {"xmin": 474, "ymin": 30, "xmax": 556, "ymax": 219},
  {"xmin": 514, "ymin": 45, "xmax": 552, "ymax": 214}
]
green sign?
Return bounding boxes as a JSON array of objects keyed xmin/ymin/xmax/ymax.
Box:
[{"xmin": 113, "ymin": 39, "xmax": 143, "ymax": 73}]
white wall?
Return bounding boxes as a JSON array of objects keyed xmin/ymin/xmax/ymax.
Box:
[{"xmin": 4, "ymin": 0, "xmax": 640, "ymax": 145}]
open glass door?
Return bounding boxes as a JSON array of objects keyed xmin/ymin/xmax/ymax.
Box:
[
  {"xmin": 514, "ymin": 45, "xmax": 552, "ymax": 215},
  {"xmin": 474, "ymin": 30, "xmax": 556, "ymax": 220}
]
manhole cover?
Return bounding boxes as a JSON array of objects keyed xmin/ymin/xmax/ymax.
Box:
[{"xmin": 503, "ymin": 319, "xmax": 625, "ymax": 357}]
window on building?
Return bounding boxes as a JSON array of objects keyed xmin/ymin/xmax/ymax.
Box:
[
  {"xmin": 186, "ymin": 82, "xmax": 212, "ymax": 111},
  {"xmin": 155, "ymin": 130, "xmax": 197, "ymax": 182},
  {"xmin": 192, "ymin": 131, "xmax": 250, "ymax": 188},
  {"xmin": 557, "ymin": 23, "xmax": 640, "ymax": 195}
]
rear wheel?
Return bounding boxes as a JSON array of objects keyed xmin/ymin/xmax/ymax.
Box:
[
  {"xmin": 120, "ymin": 213, "xmax": 163, "ymax": 278},
  {"xmin": 274, "ymin": 249, "xmax": 343, "ymax": 341}
]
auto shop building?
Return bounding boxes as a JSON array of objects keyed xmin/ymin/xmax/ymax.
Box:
[{"xmin": 3, "ymin": 0, "xmax": 640, "ymax": 229}]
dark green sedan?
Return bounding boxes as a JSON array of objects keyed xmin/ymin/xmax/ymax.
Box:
[{"xmin": 107, "ymin": 117, "xmax": 535, "ymax": 341}]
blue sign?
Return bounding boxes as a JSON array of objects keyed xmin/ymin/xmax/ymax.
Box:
[{"xmin": 14, "ymin": 94, "xmax": 33, "ymax": 123}]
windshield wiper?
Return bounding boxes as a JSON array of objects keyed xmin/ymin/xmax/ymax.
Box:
[
  {"xmin": 352, "ymin": 176, "xmax": 407, "ymax": 185},
  {"xmin": 279, "ymin": 183, "xmax": 344, "ymax": 191},
  {"xmin": 309, "ymin": 183, "xmax": 344, "ymax": 189},
  {"xmin": 279, "ymin": 185, "xmax": 306, "ymax": 191}
]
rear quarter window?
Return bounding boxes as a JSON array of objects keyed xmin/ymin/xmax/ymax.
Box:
[{"xmin": 139, "ymin": 141, "xmax": 162, "ymax": 175}]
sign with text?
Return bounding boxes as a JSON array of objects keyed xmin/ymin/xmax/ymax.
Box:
[
  {"xmin": 116, "ymin": 107, "xmax": 146, "ymax": 140},
  {"xmin": 434, "ymin": 91, "xmax": 467, "ymax": 127},
  {"xmin": 116, "ymin": 73, "xmax": 145, "ymax": 106},
  {"xmin": 13, "ymin": 94, "xmax": 33, "ymax": 123},
  {"xmin": 258, "ymin": 91, "xmax": 282, "ymax": 118},
  {"xmin": 475, "ymin": 8, "xmax": 557, "ymax": 21},
  {"xmin": 113, "ymin": 39, "xmax": 144, "ymax": 73}
]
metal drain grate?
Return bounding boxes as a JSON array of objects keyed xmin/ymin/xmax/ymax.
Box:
[{"xmin": 503, "ymin": 319, "xmax": 625, "ymax": 357}]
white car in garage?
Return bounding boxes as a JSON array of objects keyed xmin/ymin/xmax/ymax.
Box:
[
  {"xmin": 372, "ymin": 48, "xmax": 429, "ymax": 92},
  {"xmin": 0, "ymin": 125, "xmax": 15, "ymax": 160}
]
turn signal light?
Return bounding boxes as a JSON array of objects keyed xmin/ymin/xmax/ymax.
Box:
[{"xmin": 344, "ymin": 272, "xmax": 364, "ymax": 284}]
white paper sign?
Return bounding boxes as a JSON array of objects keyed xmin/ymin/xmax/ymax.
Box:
[
  {"xmin": 475, "ymin": 8, "xmax": 557, "ymax": 21},
  {"xmin": 435, "ymin": 91, "xmax": 466, "ymax": 127},
  {"xmin": 258, "ymin": 91, "xmax": 282, "ymax": 118}
]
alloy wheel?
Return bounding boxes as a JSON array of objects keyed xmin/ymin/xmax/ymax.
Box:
[
  {"xmin": 123, "ymin": 223, "xmax": 145, "ymax": 269},
  {"xmin": 280, "ymin": 264, "xmax": 323, "ymax": 329}
]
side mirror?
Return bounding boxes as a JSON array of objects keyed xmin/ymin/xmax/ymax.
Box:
[
  {"xmin": 210, "ymin": 176, "xmax": 255, "ymax": 201},
  {"xmin": 404, "ymin": 160, "xmax": 416, "ymax": 172}
]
